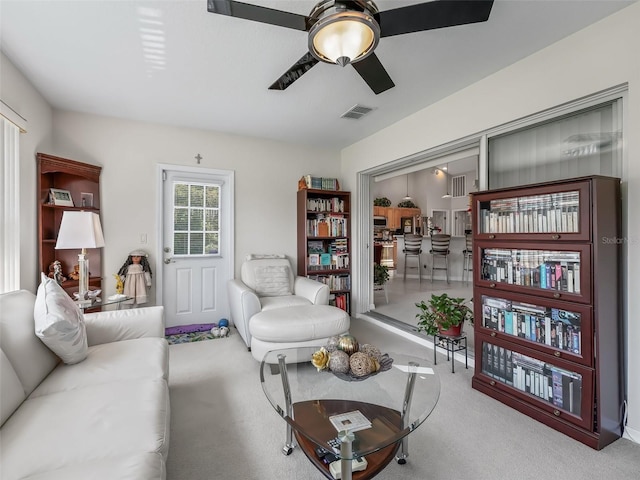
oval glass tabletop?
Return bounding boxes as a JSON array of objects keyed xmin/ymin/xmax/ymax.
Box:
[{"xmin": 260, "ymin": 346, "xmax": 440, "ymax": 479}]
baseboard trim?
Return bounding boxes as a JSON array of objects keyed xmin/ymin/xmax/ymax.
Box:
[
  {"xmin": 358, "ymin": 312, "xmax": 475, "ymax": 367},
  {"xmin": 623, "ymin": 424, "xmax": 640, "ymax": 444}
]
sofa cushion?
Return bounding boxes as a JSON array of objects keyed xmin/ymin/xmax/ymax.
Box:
[
  {"xmin": 253, "ymin": 265, "xmax": 293, "ymax": 297},
  {"xmin": 241, "ymin": 256, "xmax": 294, "ymax": 294},
  {"xmin": 0, "ymin": 349, "xmax": 25, "ymax": 426},
  {"xmin": 19, "ymin": 453, "xmax": 166, "ymax": 480},
  {"xmin": 0, "ymin": 379, "xmax": 170, "ymax": 480},
  {"xmin": 34, "ymin": 274, "xmax": 88, "ymax": 364},
  {"xmin": 0, "ymin": 290, "xmax": 59, "ymax": 397},
  {"xmin": 259, "ymin": 295, "xmax": 312, "ymax": 311},
  {"xmin": 250, "ymin": 305, "xmax": 350, "ymax": 343},
  {"xmin": 29, "ymin": 337, "xmax": 169, "ymax": 398}
]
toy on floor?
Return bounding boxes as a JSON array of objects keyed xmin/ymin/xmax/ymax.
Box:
[{"xmin": 210, "ymin": 325, "xmax": 230, "ymax": 338}]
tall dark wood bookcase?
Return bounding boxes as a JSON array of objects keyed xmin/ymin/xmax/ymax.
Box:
[
  {"xmin": 297, "ymin": 188, "xmax": 351, "ymax": 314},
  {"xmin": 470, "ymin": 175, "xmax": 623, "ymax": 450},
  {"xmin": 37, "ymin": 153, "xmax": 103, "ymax": 298}
]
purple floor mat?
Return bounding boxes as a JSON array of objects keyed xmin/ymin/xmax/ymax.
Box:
[{"xmin": 165, "ymin": 323, "xmax": 216, "ymax": 336}]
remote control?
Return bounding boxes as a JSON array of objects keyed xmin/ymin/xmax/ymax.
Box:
[
  {"xmin": 328, "ymin": 457, "xmax": 368, "ymax": 479},
  {"xmin": 327, "ymin": 436, "xmax": 341, "ymax": 453}
]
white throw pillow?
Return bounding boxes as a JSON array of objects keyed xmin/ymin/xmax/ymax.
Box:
[
  {"xmin": 34, "ymin": 273, "xmax": 88, "ymax": 364},
  {"xmin": 254, "ymin": 265, "xmax": 292, "ymax": 297}
]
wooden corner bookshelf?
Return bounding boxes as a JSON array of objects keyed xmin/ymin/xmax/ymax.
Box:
[
  {"xmin": 297, "ymin": 188, "xmax": 351, "ymax": 314},
  {"xmin": 470, "ymin": 175, "xmax": 623, "ymax": 450},
  {"xmin": 37, "ymin": 153, "xmax": 103, "ymax": 298}
]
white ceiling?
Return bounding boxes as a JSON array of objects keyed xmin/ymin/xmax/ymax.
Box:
[{"xmin": 1, "ymin": 1, "xmax": 635, "ymax": 149}]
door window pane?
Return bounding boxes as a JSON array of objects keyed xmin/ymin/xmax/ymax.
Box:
[{"xmin": 172, "ymin": 182, "xmax": 221, "ymax": 256}]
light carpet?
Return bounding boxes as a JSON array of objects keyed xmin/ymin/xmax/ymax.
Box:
[{"xmin": 166, "ymin": 317, "xmax": 640, "ymax": 480}]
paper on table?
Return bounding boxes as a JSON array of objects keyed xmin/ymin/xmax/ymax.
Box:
[{"xmin": 393, "ymin": 365, "xmax": 435, "ymax": 375}]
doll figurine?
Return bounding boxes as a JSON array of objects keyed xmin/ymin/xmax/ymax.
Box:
[{"xmin": 118, "ymin": 250, "xmax": 153, "ymax": 305}]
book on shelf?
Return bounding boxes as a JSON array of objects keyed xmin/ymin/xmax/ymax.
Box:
[
  {"xmin": 320, "ymin": 253, "xmax": 332, "ymax": 266},
  {"xmin": 301, "ymin": 175, "xmax": 340, "ymax": 192},
  {"xmin": 329, "ymin": 410, "xmax": 371, "ymax": 433}
]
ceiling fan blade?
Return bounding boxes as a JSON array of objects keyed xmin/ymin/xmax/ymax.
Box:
[
  {"xmin": 351, "ymin": 53, "xmax": 395, "ymax": 95},
  {"xmin": 207, "ymin": 0, "xmax": 309, "ymax": 31},
  {"xmin": 378, "ymin": 0, "xmax": 494, "ymax": 38},
  {"xmin": 269, "ymin": 52, "xmax": 319, "ymax": 91}
]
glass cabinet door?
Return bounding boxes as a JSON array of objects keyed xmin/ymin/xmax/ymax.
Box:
[
  {"xmin": 478, "ymin": 335, "xmax": 593, "ymax": 430},
  {"xmin": 475, "ymin": 288, "xmax": 593, "ymax": 366},
  {"xmin": 473, "ymin": 181, "xmax": 591, "ymax": 241},
  {"xmin": 476, "ymin": 242, "xmax": 592, "ymax": 304}
]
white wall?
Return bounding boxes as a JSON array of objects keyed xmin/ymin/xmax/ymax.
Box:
[
  {"xmin": 341, "ymin": 3, "xmax": 640, "ymax": 442},
  {"xmin": 48, "ymin": 111, "xmax": 341, "ymax": 304},
  {"xmin": 1, "ymin": 52, "xmax": 53, "ymax": 293},
  {"xmin": 3, "ymin": 47, "xmax": 341, "ymax": 303}
]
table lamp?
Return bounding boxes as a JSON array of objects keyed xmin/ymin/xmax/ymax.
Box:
[{"xmin": 55, "ymin": 211, "xmax": 105, "ymax": 304}]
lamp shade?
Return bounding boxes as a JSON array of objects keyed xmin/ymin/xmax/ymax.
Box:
[
  {"xmin": 55, "ymin": 211, "xmax": 105, "ymax": 249},
  {"xmin": 309, "ymin": 10, "xmax": 379, "ymax": 66}
]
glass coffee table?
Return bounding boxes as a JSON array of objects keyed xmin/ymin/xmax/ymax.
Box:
[{"xmin": 261, "ymin": 346, "xmax": 440, "ymax": 480}]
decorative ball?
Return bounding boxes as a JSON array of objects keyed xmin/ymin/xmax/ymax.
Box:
[
  {"xmin": 218, "ymin": 319, "xmax": 229, "ymax": 328},
  {"xmin": 311, "ymin": 347, "xmax": 330, "ymax": 371},
  {"xmin": 328, "ymin": 350, "xmax": 350, "ymax": 373},
  {"xmin": 219, "ymin": 326, "xmax": 229, "ymax": 337},
  {"xmin": 211, "ymin": 327, "xmax": 221, "ymax": 337},
  {"xmin": 337, "ymin": 334, "xmax": 359, "ymax": 356},
  {"xmin": 349, "ymin": 352, "xmax": 374, "ymax": 377},
  {"xmin": 325, "ymin": 335, "xmax": 341, "ymax": 352},
  {"xmin": 359, "ymin": 344, "xmax": 382, "ymax": 361}
]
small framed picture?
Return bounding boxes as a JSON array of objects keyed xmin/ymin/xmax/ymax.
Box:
[
  {"xmin": 309, "ymin": 254, "xmax": 320, "ymax": 266},
  {"xmin": 80, "ymin": 192, "xmax": 94, "ymax": 208},
  {"xmin": 49, "ymin": 188, "xmax": 74, "ymax": 207}
]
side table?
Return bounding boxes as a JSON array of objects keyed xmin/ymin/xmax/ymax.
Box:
[
  {"xmin": 77, "ymin": 296, "xmax": 132, "ymax": 312},
  {"xmin": 433, "ymin": 333, "xmax": 467, "ymax": 373}
]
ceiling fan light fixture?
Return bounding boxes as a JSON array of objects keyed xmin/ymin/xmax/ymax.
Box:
[{"xmin": 309, "ymin": 5, "xmax": 380, "ymax": 66}]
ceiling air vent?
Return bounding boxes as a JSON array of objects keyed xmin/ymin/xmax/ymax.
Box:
[{"xmin": 341, "ymin": 104, "xmax": 374, "ymax": 120}]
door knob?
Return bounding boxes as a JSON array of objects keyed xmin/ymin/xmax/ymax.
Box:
[
  {"xmin": 164, "ymin": 258, "xmax": 172, "ymax": 264},
  {"xmin": 164, "ymin": 247, "xmax": 171, "ymax": 253}
]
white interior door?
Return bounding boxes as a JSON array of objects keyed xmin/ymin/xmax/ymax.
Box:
[{"xmin": 159, "ymin": 166, "xmax": 233, "ymax": 328}]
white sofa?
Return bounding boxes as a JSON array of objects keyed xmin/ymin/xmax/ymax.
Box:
[
  {"xmin": 0, "ymin": 290, "xmax": 170, "ymax": 480},
  {"xmin": 228, "ymin": 255, "xmax": 350, "ymax": 361}
]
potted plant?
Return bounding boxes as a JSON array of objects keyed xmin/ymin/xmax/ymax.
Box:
[
  {"xmin": 374, "ymin": 197, "xmax": 391, "ymax": 207},
  {"xmin": 416, "ymin": 293, "xmax": 473, "ymax": 337},
  {"xmin": 374, "ymin": 264, "xmax": 390, "ymax": 286},
  {"xmin": 397, "ymin": 199, "xmax": 418, "ymax": 208}
]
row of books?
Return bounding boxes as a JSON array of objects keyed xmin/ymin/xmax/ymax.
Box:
[
  {"xmin": 308, "ymin": 274, "xmax": 351, "ymax": 291},
  {"xmin": 481, "ymin": 249, "xmax": 581, "ymax": 293},
  {"xmin": 482, "ymin": 344, "xmax": 582, "ymax": 415},
  {"xmin": 308, "ymin": 253, "xmax": 349, "ymax": 270},
  {"xmin": 308, "ymin": 238, "xmax": 348, "ymax": 254},
  {"xmin": 480, "ymin": 206, "xmax": 579, "ymax": 234},
  {"xmin": 306, "ymin": 197, "xmax": 346, "ymax": 213},
  {"xmin": 330, "ymin": 293, "xmax": 350, "ymax": 312},
  {"xmin": 479, "ymin": 191, "xmax": 580, "ymax": 234},
  {"xmin": 306, "ymin": 215, "xmax": 348, "ymax": 237},
  {"xmin": 481, "ymin": 296, "xmax": 582, "ymax": 354},
  {"xmin": 302, "ymin": 175, "xmax": 340, "ymax": 191}
]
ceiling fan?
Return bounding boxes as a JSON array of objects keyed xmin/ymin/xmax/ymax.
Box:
[{"xmin": 207, "ymin": 0, "xmax": 494, "ymax": 94}]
